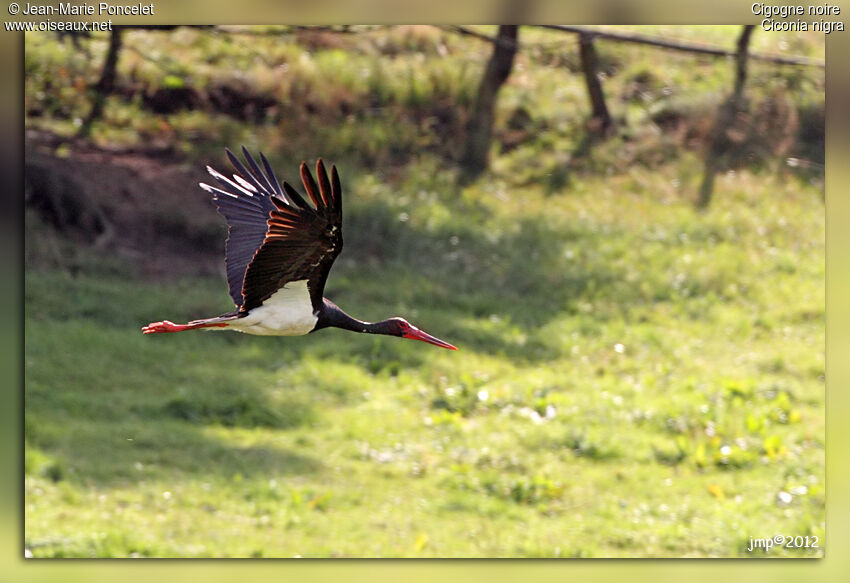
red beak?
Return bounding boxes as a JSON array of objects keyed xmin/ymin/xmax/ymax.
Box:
[{"xmin": 403, "ymin": 327, "xmax": 458, "ymax": 350}]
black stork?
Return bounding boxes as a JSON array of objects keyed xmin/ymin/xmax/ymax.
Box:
[{"xmin": 142, "ymin": 147, "xmax": 457, "ymax": 350}]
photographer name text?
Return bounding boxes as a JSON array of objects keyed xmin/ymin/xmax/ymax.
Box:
[{"xmin": 19, "ymin": 2, "xmax": 154, "ymax": 16}]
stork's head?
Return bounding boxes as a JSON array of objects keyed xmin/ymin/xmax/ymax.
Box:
[{"xmin": 385, "ymin": 317, "xmax": 457, "ymax": 350}]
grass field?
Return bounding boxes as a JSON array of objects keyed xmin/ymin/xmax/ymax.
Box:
[{"xmin": 24, "ymin": 26, "xmax": 824, "ymax": 557}]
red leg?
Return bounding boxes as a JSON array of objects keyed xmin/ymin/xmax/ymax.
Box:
[{"xmin": 142, "ymin": 320, "xmax": 228, "ymax": 334}]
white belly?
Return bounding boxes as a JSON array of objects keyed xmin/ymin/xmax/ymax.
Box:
[{"xmin": 228, "ymin": 280, "xmax": 318, "ymax": 336}]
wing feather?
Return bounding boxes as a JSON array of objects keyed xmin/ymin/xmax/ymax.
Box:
[
  {"xmin": 201, "ymin": 149, "xmax": 344, "ymax": 313},
  {"xmin": 240, "ymin": 159, "xmax": 343, "ymax": 312},
  {"xmin": 225, "ymin": 148, "xmax": 266, "ymax": 194},
  {"xmin": 260, "ymin": 152, "xmax": 284, "ymax": 196},
  {"xmin": 299, "ymin": 162, "xmax": 322, "ymax": 208},
  {"xmin": 240, "ymin": 146, "xmax": 277, "ymax": 196},
  {"xmin": 202, "ymin": 149, "xmax": 279, "ymax": 307}
]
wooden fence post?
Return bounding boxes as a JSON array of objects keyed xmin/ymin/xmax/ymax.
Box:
[
  {"xmin": 733, "ymin": 25, "xmax": 756, "ymax": 102},
  {"xmin": 697, "ymin": 25, "xmax": 755, "ymax": 210},
  {"xmin": 460, "ymin": 25, "xmax": 519, "ymax": 181},
  {"xmin": 77, "ymin": 28, "xmax": 124, "ymax": 138},
  {"xmin": 578, "ymin": 32, "xmax": 612, "ymax": 134}
]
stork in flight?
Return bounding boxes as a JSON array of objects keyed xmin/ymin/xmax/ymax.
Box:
[{"xmin": 142, "ymin": 147, "xmax": 457, "ymax": 350}]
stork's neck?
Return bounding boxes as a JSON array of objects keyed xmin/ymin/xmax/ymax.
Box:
[
  {"xmin": 314, "ymin": 298, "xmax": 393, "ymax": 335},
  {"xmin": 315, "ymin": 297, "xmax": 458, "ymax": 350}
]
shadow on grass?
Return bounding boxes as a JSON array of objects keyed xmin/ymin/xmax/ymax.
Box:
[
  {"xmin": 26, "ymin": 414, "xmax": 322, "ymax": 487},
  {"xmin": 23, "ymin": 170, "xmax": 645, "ymax": 491},
  {"xmin": 333, "ymin": 197, "xmax": 626, "ymax": 362},
  {"xmin": 25, "ymin": 317, "xmax": 326, "ymax": 488}
]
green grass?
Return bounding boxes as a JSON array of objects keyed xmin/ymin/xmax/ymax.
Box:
[
  {"xmin": 25, "ymin": 163, "xmax": 824, "ymax": 557},
  {"xmin": 24, "ymin": 26, "xmax": 824, "ymax": 557}
]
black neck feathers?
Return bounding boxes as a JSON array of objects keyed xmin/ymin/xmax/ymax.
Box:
[{"xmin": 313, "ymin": 298, "xmax": 397, "ymax": 336}]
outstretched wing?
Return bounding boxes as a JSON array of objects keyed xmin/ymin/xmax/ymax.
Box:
[
  {"xmin": 200, "ymin": 148, "xmax": 343, "ymax": 313},
  {"xmin": 242, "ymin": 160, "xmax": 343, "ymax": 312},
  {"xmin": 199, "ymin": 147, "xmax": 286, "ymax": 308}
]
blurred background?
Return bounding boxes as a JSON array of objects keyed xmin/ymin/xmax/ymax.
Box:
[{"xmin": 24, "ymin": 25, "xmax": 824, "ymax": 557}]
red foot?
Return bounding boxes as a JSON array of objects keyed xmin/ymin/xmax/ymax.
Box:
[
  {"xmin": 142, "ymin": 320, "xmax": 229, "ymax": 334},
  {"xmin": 142, "ymin": 320, "xmax": 187, "ymax": 334}
]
